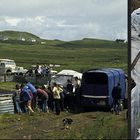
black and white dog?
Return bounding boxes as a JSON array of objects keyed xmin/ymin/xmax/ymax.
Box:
[{"xmin": 62, "ymin": 118, "xmax": 73, "ymax": 129}]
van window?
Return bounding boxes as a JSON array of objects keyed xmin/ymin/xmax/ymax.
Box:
[{"xmin": 82, "ymin": 72, "xmax": 108, "ymax": 84}]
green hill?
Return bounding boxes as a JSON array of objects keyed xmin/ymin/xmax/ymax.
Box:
[
  {"xmin": 0, "ymin": 30, "xmax": 64, "ymax": 45},
  {"xmin": 0, "ymin": 30, "xmax": 127, "ymax": 48},
  {"xmin": 0, "ymin": 30, "xmax": 40, "ymax": 40},
  {"xmin": 58, "ymin": 38, "xmax": 127, "ymax": 48}
]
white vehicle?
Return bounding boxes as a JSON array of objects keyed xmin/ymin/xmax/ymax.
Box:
[
  {"xmin": 48, "ymin": 69, "xmax": 82, "ymax": 88},
  {"xmin": 0, "ymin": 59, "xmax": 28, "ymax": 75}
]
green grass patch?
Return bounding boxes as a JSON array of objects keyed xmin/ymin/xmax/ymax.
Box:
[{"xmin": 0, "ymin": 111, "xmax": 127, "ymax": 139}]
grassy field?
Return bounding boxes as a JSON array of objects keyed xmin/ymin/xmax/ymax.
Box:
[
  {"xmin": 0, "ymin": 110, "xmax": 127, "ymax": 139},
  {"xmin": 0, "ymin": 38, "xmax": 127, "ymax": 73},
  {"xmin": 0, "ymin": 31, "xmax": 128, "ymax": 139}
]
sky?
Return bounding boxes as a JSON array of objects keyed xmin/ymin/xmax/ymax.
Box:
[{"xmin": 0, "ymin": 0, "xmax": 127, "ymax": 41}]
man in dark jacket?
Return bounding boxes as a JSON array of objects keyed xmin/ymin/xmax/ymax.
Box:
[{"xmin": 112, "ymin": 83, "xmax": 121, "ymax": 115}]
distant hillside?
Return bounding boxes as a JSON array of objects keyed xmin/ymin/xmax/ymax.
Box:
[
  {"xmin": 0, "ymin": 30, "xmax": 40, "ymax": 40},
  {"xmin": 0, "ymin": 30, "xmax": 64, "ymax": 45},
  {"xmin": 0, "ymin": 30, "xmax": 127, "ymax": 48},
  {"xmin": 57, "ymin": 38, "xmax": 127, "ymax": 48}
]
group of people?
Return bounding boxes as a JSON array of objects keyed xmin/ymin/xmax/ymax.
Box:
[
  {"xmin": 27, "ymin": 65, "xmax": 50, "ymax": 77},
  {"xmin": 12, "ymin": 78, "xmax": 123, "ymax": 116},
  {"xmin": 12, "ymin": 77, "xmax": 81, "ymax": 115}
]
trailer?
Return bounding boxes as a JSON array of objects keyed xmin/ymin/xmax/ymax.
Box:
[{"xmin": 80, "ymin": 68, "xmax": 126, "ymax": 108}]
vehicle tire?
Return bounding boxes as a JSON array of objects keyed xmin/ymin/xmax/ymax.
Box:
[{"xmin": 6, "ymin": 70, "xmax": 12, "ymax": 75}]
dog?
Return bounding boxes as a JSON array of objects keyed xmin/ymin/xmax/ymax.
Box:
[{"xmin": 62, "ymin": 118, "xmax": 73, "ymax": 130}]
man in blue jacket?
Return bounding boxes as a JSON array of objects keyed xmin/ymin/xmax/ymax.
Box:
[{"xmin": 25, "ymin": 81, "xmax": 37, "ymax": 110}]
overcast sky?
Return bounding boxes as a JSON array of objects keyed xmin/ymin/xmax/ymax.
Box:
[{"xmin": 0, "ymin": 0, "xmax": 127, "ymax": 41}]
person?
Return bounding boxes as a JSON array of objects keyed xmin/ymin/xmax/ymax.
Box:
[
  {"xmin": 73, "ymin": 77, "xmax": 81, "ymax": 110},
  {"xmin": 46, "ymin": 86, "xmax": 54, "ymax": 112},
  {"xmin": 27, "ymin": 68, "xmax": 33, "ymax": 76},
  {"xmin": 59, "ymin": 86, "xmax": 64, "ymax": 111},
  {"xmin": 73, "ymin": 77, "xmax": 81, "ymax": 95},
  {"xmin": 35, "ymin": 86, "xmax": 42, "ymax": 112},
  {"xmin": 12, "ymin": 84, "xmax": 22, "ymax": 114},
  {"xmin": 20, "ymin": 84, "xmax": 26, "ymax": 113},
  {"xmin": 65, "ymin": 79, "xmax": 73, "ymax": 109},
  {"xmin": 21, "ymin": 85, "xmax": 34, "ymax": 114},
  {"xmin": 112, "ymin": 83, "xmax": 121, "ymax": 115},
  {"xmin": 41, "ymin": 85, "xmax": 49, "ymax": 112},
  {"xmin": 36, "ymin": 86, "xmax": 49, "ymax": 113},
  {"xmin": 25, "ymin": 81, "xmax": 37, "ymax": 110},
  {"xmin": 52, "ymin": 82, "xmax": 62, "ymax": 115}
]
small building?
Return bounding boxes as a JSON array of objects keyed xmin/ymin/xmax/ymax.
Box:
[
  {"xmin": 29, "ymin": 38, "xmax": 36, "ymax": 43},
  {"xmin": 17, "ymin": 36, "xmax": 26, "ymax": 41},
  {"xmin": 41, "ymin": 41, "xmax": 46, "ymax": 45}
]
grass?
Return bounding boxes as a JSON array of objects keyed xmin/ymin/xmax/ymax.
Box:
[
  {"xmin": 0, "ymin": 110, "xmax": 127, "ymax": 139},
  {"xmin": 0, "ymin": 40, "xmax": 127, "ymax": 73},
  {"xmin": 0, "ymin": 82, "xmax": 16, "ymax": 90}
]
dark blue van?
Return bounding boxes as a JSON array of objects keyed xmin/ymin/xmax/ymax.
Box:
[{"xmin": 80, "ymin": 68, "xmax": 126, "ymax": 108}]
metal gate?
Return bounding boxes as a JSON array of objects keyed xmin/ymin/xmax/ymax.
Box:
[{"xmin": 0, "ymin": 94, "xmax": 14, "ymax": 114}]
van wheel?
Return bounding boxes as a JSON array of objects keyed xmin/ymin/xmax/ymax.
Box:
[{"xmin": 6, "ymin": 70, "xmax": 12, "ymax": 75}]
